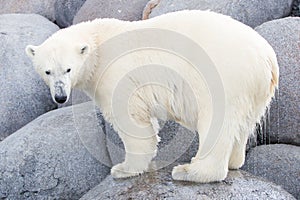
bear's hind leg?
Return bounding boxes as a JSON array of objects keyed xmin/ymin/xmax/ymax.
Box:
[
  {"xmin": 111, "ymin": 132, "xmax": 158, "ymax": 178},
  {"xmin": 172, "ymin": 122, "xmax": 235, "ymax": 183},
  {"xmin": 228, "ymin": 132, "xmax": 248, "ymax": 170}
]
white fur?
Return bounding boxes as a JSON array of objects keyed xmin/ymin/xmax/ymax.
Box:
[{"xmin": 26, "ymin": 10, "xmax": 279, "ymax": 183}]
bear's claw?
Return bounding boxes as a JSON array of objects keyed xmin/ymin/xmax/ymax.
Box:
[{"xmin": 111, "ymin": 163, "xmax": 143, "ymax": 178}]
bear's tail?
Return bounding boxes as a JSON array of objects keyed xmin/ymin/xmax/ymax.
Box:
[{"xmin": 269, "ymin": 55, "xmax": 279, "ymax": 95}]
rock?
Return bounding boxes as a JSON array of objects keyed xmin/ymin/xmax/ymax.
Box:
[
  {"xmin": 0, "ymin": 102, "xmax": 111, "ymax": 199},
  {"xmin": 255, "ymin": 18, "xmax": 300, "ymax": 145},
  {"xmin": 0, "ymin": 14, "xmax": 59, "ymax": 141},
  {"xmin": 80, "ymin": 166, "xmax": 295, "ymax": 200},
  {"xmin": 58, "ymin": 89, "xmax": 91, "ymax": 108},
  {"xmin": 70, "ymin": 89, "xmax": 91, "ymax": 104},
  {"xmin": 291, "ymin": 0, "xmax": 300, "ymax": 16},
  {"xmin": 242, "ymin": 144, "xmax": 300, "ymax": 199},
  {"xmin": 147, "ymin": 0, "xmax": 294, "ymax": 28},
  {"xmin": 73, "ymin": 0, "xmax": 149, "ymax": 24},
  {"xmin": 0, "ymin": 0, "xmax": 56, "ymax": 22},
  {"xmin": 247, "ymin": 132, "xmax": 258, "ymax": 151},
  {"xmin": 54, "ymin": 0, "xmax": 86, "ymax": 28},
  {"xmin": 106, "ymin": 120, "xmax": 199, "ymax": 169}
]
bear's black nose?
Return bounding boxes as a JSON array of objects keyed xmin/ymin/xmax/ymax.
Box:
[{"xmin": 54, "ymin": 95, "xmax": 67, "ymax": 104}]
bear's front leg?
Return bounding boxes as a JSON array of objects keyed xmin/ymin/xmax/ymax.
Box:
[{"xmin": 111, "ymin": 133, "xmax": 158, "ymax": 178}]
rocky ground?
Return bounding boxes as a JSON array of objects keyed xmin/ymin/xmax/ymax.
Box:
[{"xmin": 0, "ymin": 0, "xmax": 299, "ymax": 199}]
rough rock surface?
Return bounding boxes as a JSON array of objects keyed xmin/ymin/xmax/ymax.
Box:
[
  {"xmin": 291, "ymin": 0, "xmax": 300, "ymax": 16},
  {"xmin": 0, "ymin": 14, "xmax": 59, "ymax": 141},
  {"xmin": 0, "ymin": 102, "xmax": 111, "ymax": 199},
  {"xmin": 73, "ymin": 0, "xmax": 149, "ymax": 24},
  {"xmin": 59, "ymin": 89, "xmax": 91, "ymax": 108},
  {"xmin": 147, "ymin": 0, "xmax": 294, "ymax": 28},
  {"xmin": 255, "ymin": 17, "xmax": 300, "ymax": 146},
  {"xmin": 242, "ymin": 144, "xmax": 300, "ymax": 199},
  {"xmin": 0, "ymin": 0, "xmax": 56, "ymax": 21},
  {"xmin": 54, "ymin": 0, "xmax": 86, "ymax": 27},
  {"xmin": 80, "ymin": 166, "xmax": 296, "ymax": 200}
]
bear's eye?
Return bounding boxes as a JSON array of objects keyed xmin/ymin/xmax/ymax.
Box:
[
  {"xmin": 45, "ymin": 70, "xmax": 51, "ymax": 75},
  {"xmin": 66, "ymin": 68, "xmax": 71, "ymax": 73}
]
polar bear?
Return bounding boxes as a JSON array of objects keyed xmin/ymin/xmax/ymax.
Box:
[{"xmin": 25, "ymin": 10, "xmax": 278, "ymax": 183}]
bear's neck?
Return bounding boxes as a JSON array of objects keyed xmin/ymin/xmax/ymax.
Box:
[{"xmin": 74, "ymin": 19, "xmax": 133, "ymax": 96}]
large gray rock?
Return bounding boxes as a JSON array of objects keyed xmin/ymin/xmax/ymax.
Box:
[
  {"xmin": 54, "ymin": 0, "xmax": 86, "ymax": 27},
  {"xmin": 255, "ymin": 18, "xmax": 300, "ymax": 145},
  {"xmin": 73, "ymin": 0, "xmax": 149, "ymax": 24},
  {"xmin": 147, "ymin": 0, "xmax": 294, "ymax": 28},
  {"xmin": 58, "ymin": 89, "xmax": 91, "ymax": 109},
  {"xmin": 0, "ymin": 14, "xmax": 59, "ymax": 141},
  {"xmin": 291, "ymin": 0, "xmax": 300, "ymax": 16},
  {"xmin": 0, "ymin": 0, "xmax": 89, "ymax": 27},
  {"xmin": 80, "ymin": 166, "xmax": 295, "ymax": 200},
  {"xmin": 242, "ymin": 144, "xmax": 300, "ymax": 199},
  {"xmin": 0, "ymin": 102, "xmax": 111, "ymax": 200},
  {"xmin": 0, "ymin": 0, "xmax": 56, "ymax": 21}
]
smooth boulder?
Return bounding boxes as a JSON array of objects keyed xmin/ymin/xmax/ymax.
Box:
[
  {"xmin": 147, "ymin": 0, "xmax": 294, "ymax": 28},
  {"xmin": 73, "ymin": 0, "xmax": 149, "ymax": 24},
  {"xmin": 0, "ymin": 102, "xmax": 111, "ymax": 199},
  {"xmin": 0, "ymin": 0, "xmax": 56, "ymax": 21},
  {"xmin": 54, "ymin": 0, "xmax": 86, "ymax": 27},
  {"xmin": 80, "ymin": 166, "xmax": 296, "ymax": 200},
  {"xmin": 291, "ymin": 0, "xmax": 300, "ymax": 16},
  {"xmin": 242, "ymin": 144, "xmax": 300, "ymax": 199},
  {"xmin": 0, "ymin": 14, "xmax": 59, "ymax": 141},
  {"xmin": 255, "ymin": 17, "xmax": 300, "ymax": 145}
]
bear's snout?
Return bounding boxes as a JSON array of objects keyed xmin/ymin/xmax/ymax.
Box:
[
  {"xmin": 54, "ymin": 95, "xmax": 67, "ymax": 104},
  {"xmin": 53, "ymin": 81, "xmax": 68, "ymax": 104}
]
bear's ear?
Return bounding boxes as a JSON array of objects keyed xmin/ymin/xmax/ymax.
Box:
[
  {"xmin": 25, "ymin": 45, "xmax": 37, "ymax": 58},
  {"xmin": 79, "ymin": 44, "xmax": 89, "ymax": 55}
]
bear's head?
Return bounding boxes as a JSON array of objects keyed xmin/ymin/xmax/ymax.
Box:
[{"xmin": 25, "ymin": 35, "xmax": 90, "ymax": 104}]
